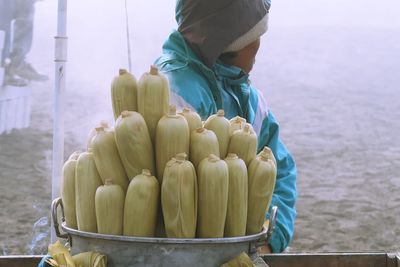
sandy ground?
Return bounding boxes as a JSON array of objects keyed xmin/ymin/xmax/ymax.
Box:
[
  {"xmin": 1, "ymin": 25, "xmax": 399, "ymax": 255},
  {"xmin": 254, "ymin": 26, "xmax": 400, "ymax": 252}
]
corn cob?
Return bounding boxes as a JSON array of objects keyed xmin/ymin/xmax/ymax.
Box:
[
  {"xmin": 115, "ymin": 111, "xmax": 155, "ymax": 180},
  {"xmin": 111, "ymin": 69, "xmax": 138, "ymax": 120}
]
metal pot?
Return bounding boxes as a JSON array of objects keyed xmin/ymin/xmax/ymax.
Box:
[{"xmin": 52, "ymin": 197, "xmax": 277, "ymax": 267}]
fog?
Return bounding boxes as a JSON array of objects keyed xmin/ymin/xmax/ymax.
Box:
[
  {"xmin": 33, "ymin": 0, "xmax": 400, "ymax": 84},
  {"xmin": 1, "ymin": 0, "xmax": 399, "ymax": 255}
]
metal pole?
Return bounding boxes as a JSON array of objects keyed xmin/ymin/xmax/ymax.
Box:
[
  {"xmin": 52, "ymin": 0, "xmax": 68, "ymax": 242},
  {"xmin": 124, "ymin": 0, "xmax": 132, "ymax": 72}
]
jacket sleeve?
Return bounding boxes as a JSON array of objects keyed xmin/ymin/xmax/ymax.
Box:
[{"xmin": 258, "ymin": 110, "xmax": 297, "ymax": 253}]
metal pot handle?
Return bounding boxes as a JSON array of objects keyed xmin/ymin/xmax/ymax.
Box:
[
  {"xmin": 251, "ymin": 205, "xmax": 278, "ymax": 252},
  {"xmin": 266, "ymin": 206, "xmax": 278, "ymax": 243},
  {"xmin": 51, "ymin": 197, "xmax": 69, "ymax": 239}
]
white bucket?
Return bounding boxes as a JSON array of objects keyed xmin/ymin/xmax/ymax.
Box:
[
  {"xmin": 0, "ymin": 30, "xmax": 5, "ymax": 86},
  {"xmin": 0, "ymin": 86, "xmax": 31, "ymax": 134}
]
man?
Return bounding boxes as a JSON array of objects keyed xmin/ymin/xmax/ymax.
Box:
[
  {"xmin": 155, "ymin": 0, "xmax": 297, "ymax": 253},
  {"xmin": 0, "ymin": 0, "xmax": 48, "ymax": 87}
]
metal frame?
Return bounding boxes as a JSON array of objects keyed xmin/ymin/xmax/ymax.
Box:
[
  {"xmin": 51, "ymin": 0, "xmax": 68, "ymax": 242},
  {"xmin": 262, "ymin": 253, "xmax": 400, "ymax": 267}
]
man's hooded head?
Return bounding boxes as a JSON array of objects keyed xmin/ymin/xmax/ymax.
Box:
[{"xmin": 175, "ymin": 0, "xmax": 271, "ymax": 68}]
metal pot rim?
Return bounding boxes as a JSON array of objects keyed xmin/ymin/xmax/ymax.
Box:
[{"xmin": 61, "ymin": 223, "xmax": 268, "ymax": 244}]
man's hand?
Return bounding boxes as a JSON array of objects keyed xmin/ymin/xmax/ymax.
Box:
[{"xmin": 258, "ymin": 244, "xmax": 272, "ymax": 254}]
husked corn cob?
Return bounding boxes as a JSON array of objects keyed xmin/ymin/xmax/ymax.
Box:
[
  {"xmin": 87, "ymin": 120, "xmax": 110, "ymax": 150},
  {"xmin": 178, "ymin": 107, "xmax": 202, "ymax": 133},
  {"xmin": 60, "ymin": 151, "xmax": 81, "ymax": 229},
  {"xmin": 190, "ymin": 126, "xmax": 219, "ymax": 169},
  {"xmin": 91, "ymin": 127, "xmax": 129, "ymax": 192},
  {"xmin": 155, "ymin": 105, "xmax": 189, "ymax": 183},
  {"xmin": 111, "ymin": 69, "xmax": 138, "ymax": 120},
  {"xmin": 197, "ymin": 154, "xmax": 229, "ymax": 238},
  {"xmin": 138, "ymin": 65, "xmax": 170, "ymax": 142},
  {"xmin": 162, "ymin": 153, "xmax": 197, "ymax": 238},
  {"xmin": 95, "ymin": 180, "xmax": 124, "ymax": 235},
  {"xmin": 204, "ymin": 109, "xmax": 231, "ymax": 159},
  {"xmin": 124, "ymin": 169, "xmax": 159, "ymax": 237},
  {"xmin": 246, "ymin": 150, "xmax": 277, "ymax": 235},
  {"xmin": 228, "ymin": 123, "xmax": 257, "ymax": 166},
  {"xmin": 224, "ymin": 153, "xmax": 248, "ymax": 237},
  {"xmin": 75, "ymin": 150, "xmax": 102, "ymax": 233},
  {"xmin": 115, "ymin": 111, "xmax": 155, "ymax": 180}
]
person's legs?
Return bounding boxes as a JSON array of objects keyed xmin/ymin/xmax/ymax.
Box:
[
  {"xmin": 9, "ymin": 0, "xmax": 35, "ymax": 68},
  {"xmin": 0, "ymin": 0, "xmax": 14, "ymax": 66},
  {"xmin": 8, "ymin": 0, "xmax": 48, "ymax": 82},
  {"xmin": 0, "ymin": 0, "xmax": 28, "ymax": 86}
]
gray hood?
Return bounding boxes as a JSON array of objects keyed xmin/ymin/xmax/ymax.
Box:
[{"xmin": 176, "ymin": 0, "xmax": 270, "ymax": 68}]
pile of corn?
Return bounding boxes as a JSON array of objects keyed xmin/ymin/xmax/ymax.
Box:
[
  {"xmin": 45, "ymin": 241, "xmax": 106, "ymax": 267},
  {"xmin": 61, "ymin": 66, "xmax": 277, "ymax": 238}
]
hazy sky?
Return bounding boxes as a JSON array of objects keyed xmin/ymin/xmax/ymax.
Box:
[
  {"xmin": 31, "ymin": 0, "xmax": 400, "ymax": 86},
  {"xmin": 271, "ymin": 0, "xmax": 400, "ymax": 27}
]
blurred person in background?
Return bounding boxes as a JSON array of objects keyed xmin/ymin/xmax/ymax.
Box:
[
  {"xmin": 155, "ymin": 0, "xmax": 297, "ymax": 253},
  {"xmin": 0, "ymin": 0, "xmax": 48, "ymax": 87}
]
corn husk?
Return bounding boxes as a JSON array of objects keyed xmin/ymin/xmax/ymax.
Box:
[
  {"xmin": 204, "ymin": 109, "xmax": 231, "ymax": 158},
  {"xmin": 111, "ymin": 69, "xmax": 137, "ymax": 120},
  {"xmin": 220, "ymin": 252, "xmax": 255, "ymax": 267},
  {"xmin": 87, "ymin": 120, "xmax": 110, "ymax": 150},
  {"xmin": 178, "ymin": 107, "xmax": 202, "ymax": 133},
  {"xmin": 197, "ymin": 154, "xmax": 229, "ymax": 238},
  {"xmin": 91, "ymin": 127, "xmax": 129, "ymax": 192},
  {"xmin": 60, "ymin": 151, "xmax": 81, "ymax": 229},
  {"xmin": 124, "ymin": 169, "xmax": 159, "ymax": 237},
  {"xmin": 47, "ymin": 241, "xmax": 76, "ymax": 267},
  {"xmin": 138, "ymin": 65, "xmax": 170, "ymax": 142},
  {"xmin": 115, "ymin": 111, "xmax": 155, "ymax": 180},
  {"xmin": 246, "ymin": 150, "xmax": 277, "ymax": 235},
  {"xmin": 72, "ymin": 252, "xmax": 107, "ymax": 267},
  {"xmin": 190, "ymin": 126, "xmax": 219, "ymax": 169},
  {"xmin": 258, "ymin": 146, "xmax": 277, "ymax": 167},
  {"xmin": 224, "ymin": 153, "xmax": 248, "ymax": 237},
  {"xmin": 68, "ymin": 151, "xmax": 81, "ymax": 161},
  {"xmin": 155, "ymin": 105, "xmax": 189, "ymax": 183},
  {"xmin": 75, "ymin": 151, "xmax": 102, "ymax": 232},
  {"xmin": 229, "ymin": 116, "xmax": 255, "ymax": 135},
  {"xmin": 95, "ymin": 180, "xmax": 124, "ymax": 235},
  {"xmin": 228, "ymin": 123, "xmax": 257, "ymax": 166},
  {"xmin": 162, "ymin": 153, "xmax": 197, "ymax": 238}
]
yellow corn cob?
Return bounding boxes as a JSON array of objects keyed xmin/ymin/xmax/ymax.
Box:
[
  {"xmin": 197, "ymin": 154, "xmax": 229, "ymax": 238},
  {"xmin": 137, "ymin": 65, "xmax": 170, "ymax": 142},
  {"xmin": 190, "ymin": 126, "xmax": 220, "ymax": 169},
  {"xmin": 229, "ymin": 116, "xmax": 255, "ymax": 135},
  {"xmin": 178, "ymin": 107, "xmax": 202, "ymax": 133},
  {"xmin": 220, "ymin": 252, "xmax": 255, "ymax": 267},
  {"xmin": 224, "ymin": 153, "xmax": 248, "ymax": 237},
  {"xmin": 72, "ymin": 252, "xmax": 107, "ymax": 267},
  {"xmin": 229, "ymin": 116, "xmax": 246, "ymax": 135},
  {"xmin": 87, "ymin": 120, "xmax": 110, "ymax": 150},
  {"xmin": 60, "ymin": 151, "xmax": 81, "ymax": 229},
  {"xmin": 75, "ymin": 150, "xmax": 102, "ymax": 233},
  {"xmin": 111, "ymin": 69, "xmax": 138, "ymax": 120},
  {"xmin": 91, "ymin": 127, "xmax": 129, "ymax": 192},
  {"xmin": 47, "ymin": 241, "xmax": 76, "ymax": 267},
  {"xmin": 115, "ymin": 111, "xmax": 155, "ymax": 180},
  {"xmin": 258, "ymin": 146, "xmax": 277, "ymax": 167},
  {"xmin": 228, "ymin": 123, "xmax": 257, "ymax": 166},
  {"xmin": 204, "ymin": 109, "xmax": 231, "ymax": 159},
  {"xmin": 95, "ymin": 180, "xmax": 124, "ymax": 235},
  {"xmin": 155, "ymin": 105, "xmax": 189, "ymax": 183},
  {"xmin": 162, "ymin": 153, "xmax": 197, "ymax": 238},
  {"xmin": 246, "ymin": 150, "xmax": 277, "ymax": 235},
  {"xmin": 123, "ymin": 169, "xmax": 159, "ymax": 237}
]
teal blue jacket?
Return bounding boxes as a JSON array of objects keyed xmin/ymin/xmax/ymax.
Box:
[{"xmin": 155, "ymin": 31, "xmax": 297, "ymax": 253}]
